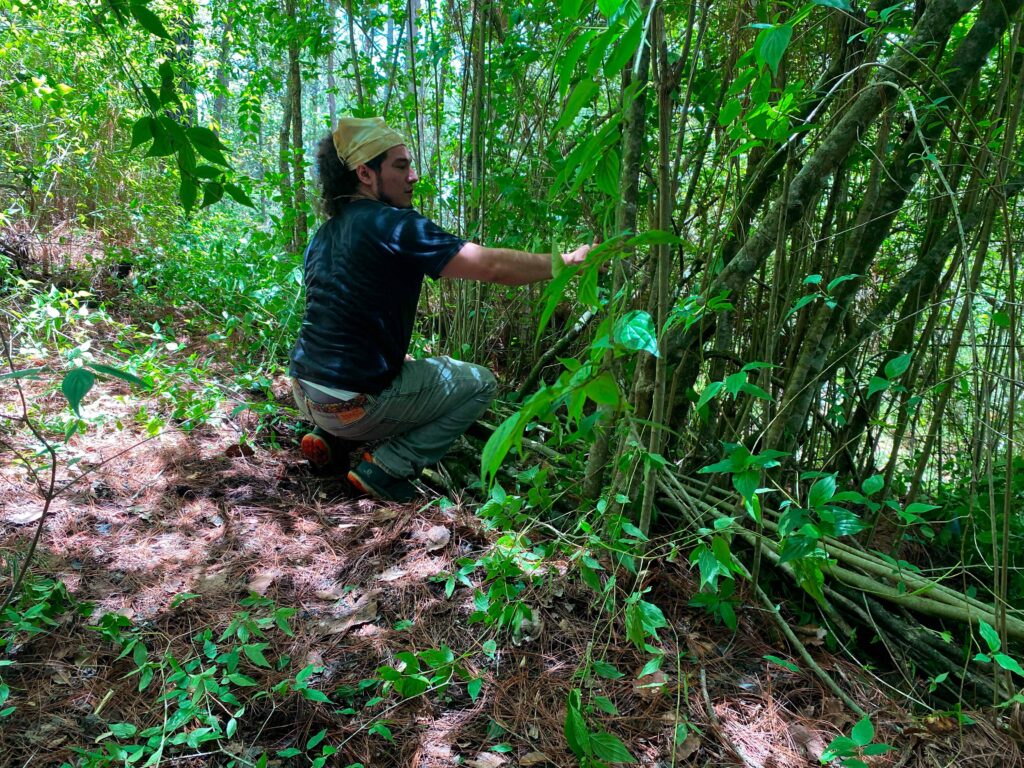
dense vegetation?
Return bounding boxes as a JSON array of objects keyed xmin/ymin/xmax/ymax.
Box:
[{"xmin": 2, "ymin": 0, "xmax": 1023, "ymax": 765}]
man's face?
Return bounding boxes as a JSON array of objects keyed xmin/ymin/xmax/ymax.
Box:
[{"xmin": 362, "ymin": 145, "xmax": 418, "ymax": 208}]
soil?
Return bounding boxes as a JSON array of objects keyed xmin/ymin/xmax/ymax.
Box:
[{"xmin": 1, "ymin": 362, "xmax": 1021, "ymax": 767}]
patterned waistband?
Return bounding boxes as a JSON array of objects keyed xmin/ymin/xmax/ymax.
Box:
[{"xmin": 305, "ymin": 393, "xmax": 368, "ymax": 414}]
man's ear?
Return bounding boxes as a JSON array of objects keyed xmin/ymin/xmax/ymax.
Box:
[{"xmin": 355, "ymin": 164, "xmax": 375, "ymax": 186}]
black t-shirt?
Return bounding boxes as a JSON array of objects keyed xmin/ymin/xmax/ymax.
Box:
[{"xmin": 289, "ymin": 199, "xmax": 464, "ymax": 394}]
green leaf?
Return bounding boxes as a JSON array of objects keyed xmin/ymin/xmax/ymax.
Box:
[
  {"xmin": 604, "ymin": 16, "xmax": 644, "ymax": 76},
  {"xmin": 732, "ymin": 470, "xmax": 758, "ymax": 502},
  {"xmin": 536, "ymin": 263, "xmax": 576, "ymax": 339},
  {"xmin": 785, "ymin": 293, "xmax": 818, "ymax": 318},
  {"xmin": 201, "ymin": 182, "xmax": 224, "ymax": 208},
  {"xmin": 87, "ymin": 362, "xmax": 147, "ymax": 388},
  {"xmin": 467, "ymin": 678, "xmax": 483, "ymax": 701},
  {"xmin": 594, "ymin": 695, "xmax": 618, "ymax": 714},
  {"xmin": 301, "ymin": 688, "xmax": 330, "ymax": 702},
  {"xmin": 992, "ymin": 311, "xmax": 1011, "ymax": 328},
  {"xmin": 597, "ymin": 0, "xmax": 620, "ymax": 19},
  {"xmin": 109, "ymin": 722, "xmax": 138, "ymax": 738},
  {"xmin": 763, "ymin": 655, "xmax": 799, "ymax": 672},
  {"xmin": 129, "ymin": 3, "xmax": 172, "ymax": 39},
  {"xmin": 637, "ymin": 656, "xmax": 662, "ymax": 678},
  {"xmin": 180, "ymin": 177, "xmax": 198, "ymax": 214},
  {"xmin": 277, "ymin": 748, "xmax": 302, "ymax": 758},
  {"xmin": 884, "ymin": 353, "xmax": 912, "ymax": 380},
  {"xmin": 807, "ymin": 475, "xmax": 836, "ymax": 508},
  {"xmin": 993, "ymin": 653, "xmax": 1024, "ymax": 676},
  {"xmin": 696, "ymin": 381, "xmax": 724, "ymax": 410},
  {"xmin": 595, "ymin": 149, "xmax": 621, "ymax": 197},
  {"xmin": 861, "ymin": 474, "xmax": 884, "ymax": 496},
  {"xmin": 130, "ymin": 116, "xmax": 155, "ymax": 150},
  {"xmin": 718, "ymin": 98, "xmax": 742, "ymax": 126},
  {"xmin": 724, "ymin": 371, "xmax": 747, "ymax": 398},
  {"xmin": 826, "ymin": 273, "xmax": 859, "ymax": 292},
  {"xmin": 613, "ymin": 310, "xmax": 658, "ymax": 356},
  {"xmin": 757, "ymin": 24, "xmax": 793, "ymax": 75},
  {"xmin": 802, "ymin": 274, "xmax": 823, "ymax": 285},
  {"xmin": 61, "ymin": 367, "xmax": 95, "ymax": 415},
  {"xmin": 812, "ymin": 0, "xmax": 852, "ymax": 9},
  {"xmin": 564, "ymin": 701, "xmax": 590, "ymax": 758},
  {"xmin": 850, "ymin": 717, "xmax": 875, "ymax": 747},
  {"xmin": 554, "ymin": 78, "xmax": 598, "ymax": 134},
  {"xmin": 585, "ymin": 371, "xmax": 620, "ymax": 406},
  {"xmin": 158, "ymin": 62, "xmax": 178, "ymax": 107},
  {"xmin": 242, "ymin": 643, "xmax": 271, "ymax": 668},
  {"xmin": 592, "ymin": 660, "xmax": 624, "ymax": 679},
  {"xmin": 866, "ymin": 376, "xmax": 889, "ymax": 398},
  {"xmin": 558, "ymin": 29, "xmax": 597, "ymax": 97},
  {"xmin": 740, "ymin": 382, "xmax": 772, "ymax": 400},
  {"xmin": 223, "ymin": 182, "xmax": 255, "ymax": 208},
  {"xmin": 979, "ymin": 620, "xmax": 1001, "ymax": 653},
  {"xmin": 561, "ymin": 0, "xmax": 584, "ymax": 18},
  {"xmin": 306, "ymin": 729, "xmax": 328, "ymax": 750},
  {"xmin": 0, "ymin": 366, "xmax": 46, "ymax": 381},
  {"xmin": 187, "ymin": 126, "xmax": 228, "ymax": 150},
  {"xmin": 481, "ymin": 411, "xmax": 524, "ymax": 486},
  {"xmin": 589, "ymin": 731, "xmax": 637, "ymax": 763},
  {"xmin": 620, "ymin": 521, "xmax": 648, "ymax": 541},
  {"xmin": 627, "ymin": 229, "xmax": 684, "ymax": 246}
]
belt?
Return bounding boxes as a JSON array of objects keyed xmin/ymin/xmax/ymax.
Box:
[{"xmin": 305, "ymin": 393, "xmax": 368, "ymax": 414}]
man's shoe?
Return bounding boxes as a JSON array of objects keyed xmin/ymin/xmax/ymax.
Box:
[
  {"xmin": 300, "ymin": 429, "xmax": 333, "ymax": 467},
  {"xmin": 300, "ymin": 428, "xmax": 353, "ymax": 474},
  {"xmin": 347, "ymin": 459, "xmax": 418, "ymax": 503}
]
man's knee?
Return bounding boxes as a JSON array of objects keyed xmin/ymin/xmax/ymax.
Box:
[{"xmin": 475, "ymin": 365, "xmax": 497, "ymax": 397}]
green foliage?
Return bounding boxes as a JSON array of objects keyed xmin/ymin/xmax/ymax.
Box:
[{"xmin": 820, "ymin": 716, "xmax": 892, "ymax": 768}]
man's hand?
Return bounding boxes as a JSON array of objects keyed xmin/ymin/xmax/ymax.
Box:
[{"xmin": 561, "ymin": 243, "xmax": 593, "ymax": 267}]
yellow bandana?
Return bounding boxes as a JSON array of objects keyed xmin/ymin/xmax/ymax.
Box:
[{"xmin": 332, "ymin": 117, "xmax": 406, "ymax": 169}]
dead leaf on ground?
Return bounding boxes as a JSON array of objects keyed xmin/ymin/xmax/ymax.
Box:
[
  {"xmin": 924, "ymin": 715, "xmax": 958, "ymax": 735},
  {"xmin": 520, "ymin": 751, "xmax": 553, "ymax": 766},
  {"xmin": 313, "ymin": 584, "xmax": 350, "ymax": 600},
  {"xmin": 464, "ymin": 753, "xmax": 505, "ymax": 768},
  {"xmin": 247, "ymin": 570, "xmax": 278, "ymax": 595},
  {"xmin": 424, "ymin": 525, "xmax": 451, "ymax": 551},
  {"xmin": 634, "ymin": 670, "xmax": 668, "ymax": 699},
  {"xmin": 5, "ymin": 506, "xmax": 43, "ymax": 525},
  {"xmin": 795, "ymin": 624, "xmax": 827, "ymax": 645},
  {"xmin": 376, "ymin": 565, "xmax": 407, "ymax": 582},
  {"xmin": 789, "ymin": 723, "xmax": 827, "ymax": 761},
  {"xmin": 319, "ymin": 592, "xmax": 378, "ymax": 635},
  {"xmin": 675, "ymin": 733, "xmax": 701, "ymax": 760},
  {"xmin": 225, "ymin": 443, "xmax": 255, "ymax": 458}
]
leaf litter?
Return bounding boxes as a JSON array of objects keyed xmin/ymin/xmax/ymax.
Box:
[{"xmin": 1, "ymin": 366, "xmax": 1021, "ymax": 767}]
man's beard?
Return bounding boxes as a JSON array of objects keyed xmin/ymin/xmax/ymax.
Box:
[{"xmin": 375, "ymin": 177, "xmax": 409, "ymax": 208}]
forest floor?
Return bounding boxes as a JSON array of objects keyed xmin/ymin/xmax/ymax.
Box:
[{"xmin": 1, "ymin": 348, "xmax": 1021, "ymax": 767}]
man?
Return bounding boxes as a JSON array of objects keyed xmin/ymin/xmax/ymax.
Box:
[{"xmin": 290, "ymin": 116, "xmax": 591, "ymax": 502}]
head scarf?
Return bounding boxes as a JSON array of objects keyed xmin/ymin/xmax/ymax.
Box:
[{"xmin": 332, "ymin": 117, "xmax": 406, "ymax": 169}]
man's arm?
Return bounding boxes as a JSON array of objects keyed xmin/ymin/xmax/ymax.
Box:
[{"xmin": 440, "ymin": 242, "xmax": 592, "ymax": 286}]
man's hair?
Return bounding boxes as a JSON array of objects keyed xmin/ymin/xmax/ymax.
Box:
[{"xmin": 316, "ymin": 134, "xmax": 387, "ymax": 218}]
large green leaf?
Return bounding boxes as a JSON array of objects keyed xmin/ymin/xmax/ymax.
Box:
[
  {"xmin": 884, "ymin": 353, "xmax": 912, "ymax": 380},
  {"xmin": 481, "ymin": 411, "xmax": 525, "ymax": 486},
  {"xmin": 553, "ymin": 78, "xmax": 598, "ymax": 134},
  {"xmin": 590, "ymin": 731, "xmax": 637, "ymax": 763},
  {"xmin": 61, "ymin": 368, "xmax": 95, "ymax": 416},
  {"xmin": 129, "ymin": 2, "xmax": 172, "ymax": 39},
  {"xmin": 0, "ymin": 367, "xmax": 45, "ymax": 381},
  {"xmin": 604, "ymin": 16, "xmax": 643, "ymax": 76},
  {"xmin": 757, "ymin": 24, "xmax": 792, "ymax": 75},
  {"xmin": 87, "ymin": 362, "xmax": 147, "ymax": 388},
  {"xmin": 613, "ymin": 310, "xmax": 658, "ymax": 356}
]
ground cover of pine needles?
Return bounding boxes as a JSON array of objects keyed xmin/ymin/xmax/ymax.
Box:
[{"xmin": 1, "ymin": 292, "xmax": 1022, "ymax": 767}]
